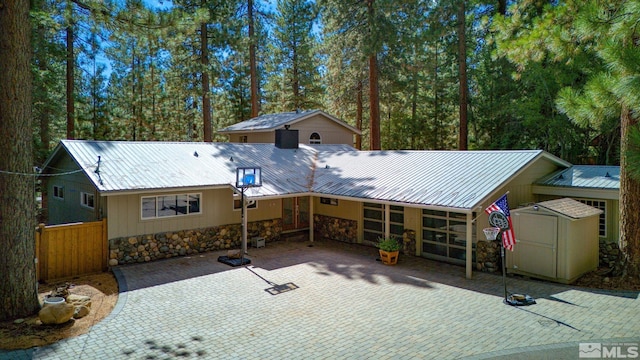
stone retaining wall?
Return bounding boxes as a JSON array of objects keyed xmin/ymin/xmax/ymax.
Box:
[
  {"xmin": 109, "ymin": 219, "xmax": 282, "ymax": 266},
  {"xmin": 600, "ymin": 239, "xmax": 625, "ymax": 276},
  {"xmin": 313, "ymin": 214, "xmax": 357, "ymax": 243}
]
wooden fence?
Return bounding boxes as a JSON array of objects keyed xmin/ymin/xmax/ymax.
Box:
[{"xmin": 35, "ymin": 219, "xmax": 108, "ymax": 282}]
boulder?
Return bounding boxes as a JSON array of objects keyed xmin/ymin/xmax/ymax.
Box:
[
  {"xmin": 74, "ymin": 305, "xmax": 91, "ymax": 319},
  {"xmin": 39, "ymin": 303, "xmax": 75, "ymax": 325},
  {"xmin": 66, "ymin": 294, "xmax": 92, "ymax": 309}
]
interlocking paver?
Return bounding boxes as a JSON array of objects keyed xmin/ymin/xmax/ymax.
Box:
[{"xmin": 1, "ymin": 239, "xmax": 639, "ymax": 359}]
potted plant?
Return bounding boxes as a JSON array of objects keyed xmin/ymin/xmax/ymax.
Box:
[{"xmin": 377, "ymin": 236, "xmax": 401, "ymax": 265}]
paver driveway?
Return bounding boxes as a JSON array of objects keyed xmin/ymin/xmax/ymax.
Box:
[{"xmin": 2, "ymin": 239, "xmax": 639, "ymax": 359}]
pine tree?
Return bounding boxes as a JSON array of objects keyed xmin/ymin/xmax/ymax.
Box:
[
  {"xmin": 0, "ymin": 0, "xmax": 41, "ymax": 321},
  {"xmin": 264, "ymin": 0, "xmax": 322, "ymax": 113}
]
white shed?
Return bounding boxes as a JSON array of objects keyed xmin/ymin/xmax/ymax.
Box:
[{"xmin": 508, "ymin": 198, "xmax": 602, "ymax": 283}]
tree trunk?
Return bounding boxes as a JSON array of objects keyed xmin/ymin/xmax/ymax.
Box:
[
  {"xmin": 248, "ymin": 0, "xmax": 259, "ymax": 118},
  {"xmin": 37, "ymin": 26, "xmax": 51, "ymax": 163},
  {"xmin": 619, "ymin": 105, "xmax": 640, "ymax": 277},
  {"xmin": 498, "ymin": 0, "xmax": 507, "ymax": 15},
  {"xmin": 66, "ymin": 25, "xmax": 75, "ymax": 139},
  {"xmin": 367, "ymin": 0, "xmax": 380, "ymax": 150},
  {"xmin": 356, "ymin": 78, "xmax": 363, "ymax": 150},
  {"xmin": 0, "ymin": 0, "xmax": 40, "ymax": 321},
  {"xmin": 457, "ymin": 0, "xmax": 468, "ymax": 150},
  {"xmin": 201, "ymin": 22, "xmax": 212, "ymax": 142},
  {"xmin": 369, "ymin": 54, "xmax": 381, "ymax": 150},
  {"xmin": 292, "ymin": 46, "xmax": 299, "ymax": 110}
]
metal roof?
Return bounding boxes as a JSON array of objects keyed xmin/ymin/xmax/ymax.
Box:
[
  {"xmin": 312, "ymin": 149, "xmax": 560, "ymax": 210},
  {"xmin": 217, "ymin": 110, "xmax": 361, "ymax": 134},
  {"xmin": 52, "ymin": 140, "xmax": 321, "ymax": 198},
  {"xmin": 534, "ymin": 165, "xmax": 619, "ymax": 190},
  {"xmin": 48, "ymin": 141, "xmax": 567, "ymax": 210}
]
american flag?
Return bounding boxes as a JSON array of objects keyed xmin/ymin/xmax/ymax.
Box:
[{"xmin": 484, "ymin": 194, "xmax": 516, "ymax": 251}]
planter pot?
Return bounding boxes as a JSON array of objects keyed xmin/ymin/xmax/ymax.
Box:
[{"xmin": 379, "ymin": 250, "xmax": 399, "ymax": 265}]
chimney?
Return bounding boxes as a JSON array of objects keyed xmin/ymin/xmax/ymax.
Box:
[{"xmin": 275, "ymin": 125, "xmax": 299, "ymax": 149}]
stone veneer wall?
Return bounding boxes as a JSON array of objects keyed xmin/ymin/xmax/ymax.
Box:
[
  {"xmin": 109, "ymin": 219, "xmax": 282, "ymax": 266},
  {"xmin": 313, "ymin": 214, "xmax": 357, "ymax": 243},
  {"xmin": 402, "ymin": 230, "xmax": 416, "ymax": 256},
  {"xmin": 476, "ymin": 240, "xmax": 501, "ymax": 273}
]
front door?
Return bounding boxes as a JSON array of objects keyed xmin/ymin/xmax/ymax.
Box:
[{"xmin": 283, "ymin": 197, "xmax": 310, "ymax": 231}]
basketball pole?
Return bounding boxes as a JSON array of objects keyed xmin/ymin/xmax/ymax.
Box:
[{"xmin": 498, "ymin": 230, "xmax": 508, "ymax": 303}]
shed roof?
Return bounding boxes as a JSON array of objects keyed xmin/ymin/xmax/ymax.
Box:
[
  {"xmin": 515, "ymin": 198, "xmax": 603, "ymax": 219},
  {"xmin": 535, "ymin": 165, "xmax": 619, "ymax": 190},
  {"xmin": 217, "ymin": 109, "xmax": 361, "ymax": 135},
  {"xmin": 44, "ymin": 140, "xmax": 569, "ymax": 211}
]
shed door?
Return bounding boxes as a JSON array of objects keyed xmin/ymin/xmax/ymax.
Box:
[{"xmin": 511, "ymin": 213, "xmax": 557, "ymax": 279}]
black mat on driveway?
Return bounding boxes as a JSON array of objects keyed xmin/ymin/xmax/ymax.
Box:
[{"xmin": 217, "ymin": 256, "xmax": 251, "ymax": 267}]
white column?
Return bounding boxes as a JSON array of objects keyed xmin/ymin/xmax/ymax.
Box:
[{"xmin": 385, "ymin": 204, "xmax": 391, "ymax": 239}]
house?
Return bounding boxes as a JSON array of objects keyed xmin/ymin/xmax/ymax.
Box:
[
  {"xmin": 218, "ymin": 109, "xmax": 361, "ymax": 147},
  {"xmin": 41, "ymin": 136, "xmax": 574, "ymax": 280}
]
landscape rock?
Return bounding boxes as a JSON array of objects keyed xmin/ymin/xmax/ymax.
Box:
[
  {"xmin": 39, "ymin": 303, "xmax": 75, "ymax": 325},
  {"xmin": 66, "ymin": 294, "xmax": 92, "ymax": 309},
  {"xmin": 73, "ymin": 305, "xmax": 91, "ymax": 319}
]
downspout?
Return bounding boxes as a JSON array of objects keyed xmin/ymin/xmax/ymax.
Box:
[
  {"xmin": 309, "ymin": 199, "xmax": 314, "ymax": 243},
  {"xmin": 466, "ymin": 212, "xmax": 473, "ymax": 279}
]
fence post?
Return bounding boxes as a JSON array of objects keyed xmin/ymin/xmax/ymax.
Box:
[
  {"xmin": 36, "ymin": 223, "xmax": 46, "ymax": 282},
  {"xmin": 102, "ymin": 218, "xmax": 108, "ymax": 271}
]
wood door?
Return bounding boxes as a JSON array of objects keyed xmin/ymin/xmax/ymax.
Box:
[
  {"xmin": 510, "ymin": 213, "xmax": 558, "ymax": 279},
  {"xmin": 282, "ymin": 197, "xmax": 310, "ymax": 231}
]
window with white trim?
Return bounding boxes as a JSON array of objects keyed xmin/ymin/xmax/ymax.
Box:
[
  {"xmin": 141, "ymin": 193, "xmax": 201, "ymax": 219},
  {"xmin": 577, "ymin": 199, "xmax": 606, "ymax": 237},
  {"xmin": 81, "ymin": 192, "xmax": 95, "ymax": 209},
  {"xmin": 53, "ymin": 185, "xmax": 64, "ymax": 200},
  {"xmin": 309, "ymin": 132, "xmax": 322, "ymax": 144}
]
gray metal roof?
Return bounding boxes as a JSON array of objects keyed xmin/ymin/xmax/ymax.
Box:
[
  {"xmin": 535, "ymin": 165, "xmax": 619, "ymax": 190},
  {"xmin": 312, "ymin": 149, "xmax": 561, "ymax": 210},
  {"xmin": 53, "ymin": 140, "xmax": 321, "ymax": 198},
  {"xmin": 49, "ymin": 141, "xmax": 567, "ymax": 210},
  {"xmin": 217, "ymin": 110, "xmax": 361, "ymax": 134}
]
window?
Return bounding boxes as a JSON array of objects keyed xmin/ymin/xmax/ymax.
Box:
[
  {"xmin": 81, "ymin": 192, "xmax": 95, "ymax": 209},
  {"xmin": 309, "ymin": 132, "xmax": 322, "ymax": 144},
  {"xmin": 363, "ymin": 203, "xmax": 404, "ymax": 243},
  {"xmin": 53, "ymin": 186, "xmax": 64, "ymax": 200},
  {"xmin": 421, "ymin": 209, "xmax": 476, "ymax": 264},
  {"xmin": 233, "ymin": 194, "xmax": 257, "ymax": 210},
  {"xmin": 320, "ymin": 197, "xmax": 338, "ymax": 206},
  {"xmin": 239, "ymin": 135, "xmax": 248, "ymax": 143},
  {"xmin": 577, "ymin": 199, "xmax": 606, "ymax": 237},
  {"xmin": 141, "ymin": 193, "xmax": 201, "ymax": 219}
]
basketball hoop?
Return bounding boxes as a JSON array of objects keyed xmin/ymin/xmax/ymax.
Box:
[{"xmin": 483, "ymin": 227, "xmax": 500, "ymax": 241}]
